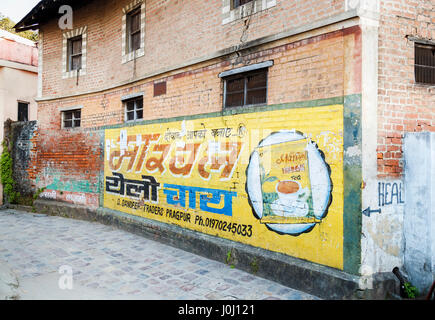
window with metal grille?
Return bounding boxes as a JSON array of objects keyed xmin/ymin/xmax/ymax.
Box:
[
  {"xmin": 18, "ymin": 102, "xmax": 29, "ymax": 122},
  {"xmin": 233, "ymin": 0, "xmax": 253, "ymax": 9},
  {"xmin": 67, "ymin": 36, "xmax": 82, "ymax": 71},
  {"xmin": 63, "ymin": 109, "xmax": 81, "ymax": 128},
  {"xmin": 415, "ymin": 43, "xmax": 435, "ymax": 85},
  {"xmin": 223, "ymin": 69, "xmax": 268, "ymax": 108},
  {"xmin": 127, "ymin": 7, "xmax": 141, "ymax": 53},
  {"xmin": 125, "ymin": 97, "xmax": 143, "ymax": 122}
]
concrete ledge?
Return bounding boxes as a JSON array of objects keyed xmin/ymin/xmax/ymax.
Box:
[
  {"xmin": 32, "ymin": 199, "xmax": 398, "ymax": 300},
  {"xmin": 7, "ymin": 204, "xmax": 35, "ymax": 213}
]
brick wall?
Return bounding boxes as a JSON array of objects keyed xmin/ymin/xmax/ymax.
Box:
[
  {"xmin": 40, "ymin": 26, "xmax": 360, "ymax": 129},
  {"xmin": 39, "ymin": 0, "xmax": 347, "ymax": 98},
  {"xmin": 25, "ymin": 0, "xmax": 366, "ymax": 273},
  {"xmin": 31, "ymin": 103, "xmax": 102, "ymax": 207},
  {"xmin": 377, "ymin": 0, "xmax": 435, "ymax": 178},
  {"xmin": 33, "ymin": 25, "xmax": 361, "ymax": 208}
]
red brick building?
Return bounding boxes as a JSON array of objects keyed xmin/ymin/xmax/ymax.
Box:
[{"xmin": 14, "ymin": 0, "xmax": 434, "ymax": 298}]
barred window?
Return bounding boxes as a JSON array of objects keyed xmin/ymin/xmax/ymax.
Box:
[
  {"xmin": 223, "ymin": 69, "xmax": 268, "ymax": 108},
  {"xmin": 415, "ymin": 43, "xmax": 435, "ymax": 85}
]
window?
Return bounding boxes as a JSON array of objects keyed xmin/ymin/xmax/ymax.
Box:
[
  {"xmin": 67, "ymin": 36, "xmax": 82, "ymax": 71},
  {"xmin": 223, "ymin": 69, "xmax": 268, "ymax": 108},
  {"xmin": 63, "ymin": 109, "xmax": 81, "ymax": 128},
  {"xmin": 415, "ymin": 43, "xmax": 435, "ymax": 85},
  {"xmin": 127, "ymin": 8, "xmax": 141, "ymax": 53},
  {"xmin": 62, "ymin": 26, "xmax": 87, "ymax": 79},
  {"xmin": 18, "ymin": 102, "xmax": 29, "ymax": 122},
  {"xmin": 222, "ymin": 0, "xmax": 276, "ymax": 25},
  {"xmin": 122, "ymin": 1, "xmax": 145, "ymax": 63},
  {"xmin": 233, "ymin": 0, "xmax": 253, "ymax": 9},
  {"xmin": 125, "ymin": 97, "xmax": 143, "ymax": 122}
]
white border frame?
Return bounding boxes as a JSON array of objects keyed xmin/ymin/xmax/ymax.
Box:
[
  {"xmin": 122, "ymin": 0, "xmax": 146, "ymax": 64},
  {"xmin": 62, "ymin": 26, "xmax": 88, "ymax": 79}
]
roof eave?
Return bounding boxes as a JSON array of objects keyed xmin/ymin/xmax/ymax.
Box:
[
  {"xmin": 14, "ymin": 0, "xmax": 45, "ymax": 32},
  {"xmin": 15, "ymin": 0, "xmax": 90, "ymax": 32},
  {"xmin": 14, "ymin": 23, "xmax": 41, "ymax": 32}
]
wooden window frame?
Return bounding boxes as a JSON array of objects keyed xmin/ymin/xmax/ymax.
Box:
[
  {"xmin": 62, "ymin": 26, "xmax": 87, "ymax": 79},
  {"xmin": 67, "ymin": 36, "xmax": 83, "ymax": 72},
  {"xmin": 124, "ymin": 97, "xmax": 144, "ymax": 122},
  {"xmin": 127, "ymin": 7, "xmax": 142, "ymax": 54},
  {"xmin": 122, "ymin": 1, "xmax": 145, "ymax": 63},
  {"xmin": 222, "ymin": 69, "xmax": 268, "ymax": 109},
  {"xmin": 62, "ymin": 109, "xmax": 82, "ymax": 129}
]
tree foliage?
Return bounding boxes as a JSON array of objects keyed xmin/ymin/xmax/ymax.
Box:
[
  {"xmin": 0, "ymin": 13, "xmax": 39, "ymax": 42},
  {"xmin": 0, "ymin": 141, "xmax": 20, "ymax": 204}
]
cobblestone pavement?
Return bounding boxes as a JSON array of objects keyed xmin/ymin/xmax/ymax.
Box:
[{"xmin": 0, "ymin": 209, "xmax": 319, "ymax": 300}]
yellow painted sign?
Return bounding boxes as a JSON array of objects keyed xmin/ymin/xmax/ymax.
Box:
[{"xmin": 104, "ymin": 105, "xmax": 344, "ymax": 269}]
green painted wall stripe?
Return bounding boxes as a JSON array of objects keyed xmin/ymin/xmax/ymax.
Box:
[
  {"xmin": 99, "ymin": 130, "xmax": 106, "ymax": 208},
  {"xmin": 342, "ymin": 94, "xmax": 362, "ymax": 275}
]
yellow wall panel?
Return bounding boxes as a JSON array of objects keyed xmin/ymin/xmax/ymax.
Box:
[{"xmin": 104, "ymin": 105, "xmax": 344, "ymax": 269}]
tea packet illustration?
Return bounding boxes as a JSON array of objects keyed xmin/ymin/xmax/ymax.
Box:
[{"xmin": 256, "ymin": 138, "xmax": 318, "ymax": 224}]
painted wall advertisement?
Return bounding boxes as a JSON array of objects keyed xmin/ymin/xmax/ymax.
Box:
[{"xmin": 104, "ymin": 105, "xmax": 344, "ymax": 269}]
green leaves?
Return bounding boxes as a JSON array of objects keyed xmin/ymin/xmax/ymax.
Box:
[
  {"xmin": 0, "ymin": 142, "xmax": 20, "ymax": 204},
  {"xmin": 0, "ymin": 17, "xmax": 39, "ymax": 42},
  {"xmin": 259, "ymin": 164, "xmax": 278, "ymax": 185},
  {"xmin": 264, "ymin": 176, "xmax": 278, "ymax": 183},
  {"xmin": 404, "ymin": 282, "xmax": 419, "ymax": 299}
]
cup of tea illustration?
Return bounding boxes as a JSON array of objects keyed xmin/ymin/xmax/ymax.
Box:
[
  {"xmin": 276, "ymin": 180, "xmax": 302, "ymax": 203},
  {"xmin": 274, "ymin": 180, "xmax": 310, "ymax": 217}
]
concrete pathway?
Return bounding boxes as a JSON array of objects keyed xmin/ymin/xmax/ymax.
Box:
[{"xmin": 0, "ymin": 209, "xmax": 319, "ymax": 300}]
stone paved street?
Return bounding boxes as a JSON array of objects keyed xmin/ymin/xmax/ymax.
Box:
[{"xmin": 0, "ymin": 209, "xmax": 319, "ymax": 300}]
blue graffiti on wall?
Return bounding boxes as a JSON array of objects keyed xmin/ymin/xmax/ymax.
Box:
[{"xmin": 378, "ymin": 181, "xmax": 405, "ymax": 207}]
